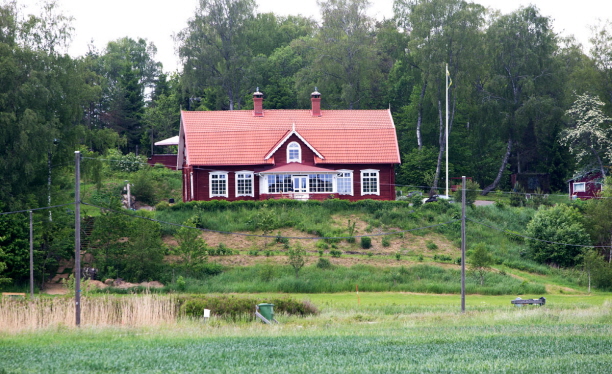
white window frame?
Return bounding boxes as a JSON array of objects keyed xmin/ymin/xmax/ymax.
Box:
[
  {"xmin": 308, "ymin": 174, "xmax": 334, "ymax": 193},
  {"xmin": 266, "ymin": 174, "xmax": 293, "ymax": 194},
  {"xmin": 287, "ymin": 142, "xmax": 302, "ymax": 163},
  {"xmin": 573, "ymin": 182, "xmax": 586, "ymax": 193},
  {"xmin": 361, "ymin": 169, "xmax": 380, "ymax": 196},
  {"xmin": 336, "ymin": 170, "xmax": 353, "ymax": 196},
  {"xmin": 209, "ymin": 171, "xmax": 228, "ymax": 198},
  {"xmin": 235, "ymin": 171, "xmax": 254, "ymax": 197},
  {"xmin": 190, "ymin": 172, "xmax": 194, "ymax": 200}
]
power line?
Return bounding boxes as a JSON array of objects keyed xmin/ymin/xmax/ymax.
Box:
[{"xmin": 0, "ymin": 203, "xmax": 76, "ymax": 216}]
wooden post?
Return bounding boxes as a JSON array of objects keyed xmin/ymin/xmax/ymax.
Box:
[
  {"xmin": 461, "ymin": 176, "xmax": 466, "ymax": 313},
  {"xmin": 29, "ymin": 210, "xmax": 33, "ymax": 298},
  {"xmin": 75, "ymin": 151, "xmax": 81, "ymax": 327}
]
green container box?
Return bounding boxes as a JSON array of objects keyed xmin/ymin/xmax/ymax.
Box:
[{"xmin": 258, "ymin": 303, "xmax": 274, "ymax": 321}]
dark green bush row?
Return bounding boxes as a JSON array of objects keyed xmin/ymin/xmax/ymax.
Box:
[
  {"xmin": 158, "ymin": 198, "xmax": 412, "ymax": 213},
  {"xmin": 179, "ymin": 295, "xmax": 318, "ymax": 320}
]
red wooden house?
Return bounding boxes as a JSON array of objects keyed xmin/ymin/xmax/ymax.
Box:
[
  {"xmin": 177, "ymin": 90, "xmax": 400, "ymax": 202},
  {"xmin": 568, "ymin": 170, "xmax": 604, "ymax": 200}
]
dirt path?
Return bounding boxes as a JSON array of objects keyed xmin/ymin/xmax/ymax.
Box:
[{"xmin": 42, "ymin": 283, "xmax": 68, "ymax": 295}]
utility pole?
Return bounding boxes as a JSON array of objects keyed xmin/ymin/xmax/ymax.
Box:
[
  {"xmin": 29, "ymin": 210, "xmax": 33, "ymax": 298},
  {"xmin": 75, "ymin": 151, "xmax": 81, "ymax": 326},
  {"xmin": 461, "ymin": 176, "xmax": 466, "ymax": 313}
]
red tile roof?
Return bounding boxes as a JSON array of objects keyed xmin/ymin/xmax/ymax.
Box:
[{"xmin": 181, "ymin": 109, "xmax": 400, "ymax": 166}]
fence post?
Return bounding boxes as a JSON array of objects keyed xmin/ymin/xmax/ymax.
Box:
[
  {"xmin": 75, "ymin": 151, "xmax": 81, "ymax": 327},
  {"xmin": 29, "ymin": 210, "xmax": 33, "ymax": 298},
  {"xmin": 461, "ymin": 176, "xmax": 466, "ymax": 313}
]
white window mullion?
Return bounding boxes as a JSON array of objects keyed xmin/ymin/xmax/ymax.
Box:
[
  {"xmin": 360, "ymin": 169, "xmax": 379, "ymax": 196},
  {"xmin": 235, "ymin": 171, "xmax": 254, "ymax": 197},
  {"xmin": 209, "ymin": 171, "xmax": 228, "ymax": 198}
]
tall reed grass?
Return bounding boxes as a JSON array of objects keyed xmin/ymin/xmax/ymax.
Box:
[{"xmin": 0, "ymin": 295, "xmax": 177, "ymax": 333}]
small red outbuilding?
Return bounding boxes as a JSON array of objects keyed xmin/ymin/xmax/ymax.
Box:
[{"xmin": 568, "ymin": 170, "xmax": 604, "ymax": 200}]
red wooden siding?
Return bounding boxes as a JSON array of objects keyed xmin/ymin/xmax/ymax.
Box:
[
  {"xmin": 148, "ymin": 154, "xmax": 178, "ymax": 170},
  {"xmin": 183, "ymin": 163, "xmax": 395, "ymax": 202}
]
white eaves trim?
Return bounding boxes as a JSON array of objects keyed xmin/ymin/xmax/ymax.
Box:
[{"xmin": 264, "ymin": 127, "xmax": 324, "ymax": 160}]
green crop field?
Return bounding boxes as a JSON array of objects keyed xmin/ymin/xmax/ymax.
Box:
[{"xmin": 1, "ymin": 293, "xmax": 611, "ymax": 373}]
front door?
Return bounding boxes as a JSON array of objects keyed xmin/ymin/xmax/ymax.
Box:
[{"xmin": 292, "ymin": 176, "xmax": 308, "ymax": 193}]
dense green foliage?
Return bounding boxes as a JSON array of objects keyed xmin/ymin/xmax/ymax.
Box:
[
  {"xmin": 180, "ymin": 295, "xmax": 318, "ymax": 320},
  {"xmin": 165, "ymin": 263, "xmax": 545, "ymax": 295},
  {"xmin": 526, "ymin": 205, "xmax": 591, "ymax": 267}
]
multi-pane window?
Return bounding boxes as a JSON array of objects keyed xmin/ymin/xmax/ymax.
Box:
[
  {"xmin": 361, "ymin": 170, "xmax": 379, "ymax": 195},
  {"xmin": 209, "ymin": 172, "xmax": 228, "ymax": 197},
  {"xmin": 337, "ymin": 170, "xmax": 353, "ymax": 195},
  {"xmin": 287, "ymin": 142, "xmax": 301, "ymax": 163},
  {"xmin": 236, "ymin": 171, "xmax": 254, "ymax": 197},
  {"xmin": 308, "ymin": 174, "xmax": 333, "ymax": 193},
  {"xmin": 573, "ymin": 182, "xmax": 586, "ymax": 193},
  {"xmin": 267, "ymin": 174, "xmax": 293, "ymax": 193}
]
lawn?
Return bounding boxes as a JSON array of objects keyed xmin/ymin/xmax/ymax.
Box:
[{"xmin": 1, "ymin": 293, "xmax": 611, "ymax": 373}]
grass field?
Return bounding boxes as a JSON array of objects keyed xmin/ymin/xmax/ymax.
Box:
[{"xmin": 1, "ymin": 293, "xmax": 611, "ymax": 373}]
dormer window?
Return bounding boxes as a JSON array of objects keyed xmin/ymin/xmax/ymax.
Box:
[{"xmin": 287, "ymin": 142, "xmax": 301, "ymax": 163}]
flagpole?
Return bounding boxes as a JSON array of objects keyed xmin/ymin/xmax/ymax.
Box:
[{"xmin": 445, "ymin": 64, "xmax": 449, "ymax": 198}]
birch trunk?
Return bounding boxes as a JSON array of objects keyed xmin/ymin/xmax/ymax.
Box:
[{"xmin": 481, "ymin": 138, "xmax": 513, "ymax": 195}]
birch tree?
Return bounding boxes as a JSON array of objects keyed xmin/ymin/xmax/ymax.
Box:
[{"xmin": 560, "ymin": 93, "xmax": 612, "ymax": 177}]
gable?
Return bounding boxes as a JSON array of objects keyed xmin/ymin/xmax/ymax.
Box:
[{"xmin": 265, "ymin": 128, "xmax": 324, "ymax": 161}]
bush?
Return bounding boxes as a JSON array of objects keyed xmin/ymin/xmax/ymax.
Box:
[
  {"xmin": 452, "ymin": 179, "xmax": 480, "ymax": 206},
  {"xmin": 208, "ymin": 243, "xmax": 235, "ymax": 256},
  {"xmin": 360, "ymin": 236, "xmax": 372, "ymax": 249},
  {"xmin": 180, "ymin": 295, "xmax": 318, "ymax": 320},
  {"xmin": 275, "ymin": 232, "xmax": 289, "ymax": 245},
  {"xmin": 526, "ymin": 205, "xmax": 591, "ymax": 267},
  {"xmin": 426, "ymin": 241, "xmax": 438, "ymax": 250},
  {"xmin": 330, "ymin": 249, "xmax": 342, "ymax": 258},
  {"xmin": 131, "ymin": 167, "xmax": 157, "ymax": 205},
  {"xmin": 316, "ymin": 258, "xmax": 332, "ymax": 269},
  {"xmin": 382, "ymin": 236, "xmax": 391, "ymax": 247},
  {"xmin": 105, "ymin": 149, "xmax": 145, "ymax": 173}
]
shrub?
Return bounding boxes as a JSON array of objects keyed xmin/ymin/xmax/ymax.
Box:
[
  {"xmin": 452, "ymin": 179, "xmax": 480, "ymax": 206},
  {"xmin": 395, "ymin": 253, "xmax": 401, "ymax": 261},
  {"xmin": 382, "ymin": 236, "xmax": 391, "ymax": 247},
  {"xmin": 176, "ymin": 276, "xmax": 186, "ymax": 291},
  {"xmin": 275, "ymin": 231, "xmax": 289, "ymax": 245},
  {"xmin": 208, "ymin": 243, "xmax": 234, "ymax": 256},
  {"xmin": 131, "ymin": 167, "xmax": 157, "ymax": 205},
  {"xmin": 433, "ymin": 254, "xmax": 452, "ymax": 262},
  {"xmin": 105, "ymin": 149, "xmax": 145, "ymax": 173},
  {"xmin": 180, "ymin": 295, "xmax": 318, "ymax": 320},
  {"xmin": 316, "ymin": 240, "xmax": 329, "ymax": 250},
  {"xmin": 360, "ymin": 236, "xmax": 372, "ymax": 249},
  {"xmin": 316, "ymin": 258, "xmax": 332, "ymax": 269},
  {"xmin": 426, "ymin": 241, "xmax": 438, "ymax": 250},
  {"xmin": 287, "ymin": 244, "xmax": 306, "ymax": 278},
  {"xmin": 526, "ymin": 205, "xmax": 590, "ymax": 267},
  {"xmin": 330, "ymin": 249, "xmax": 342, "ymax": 258}
]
